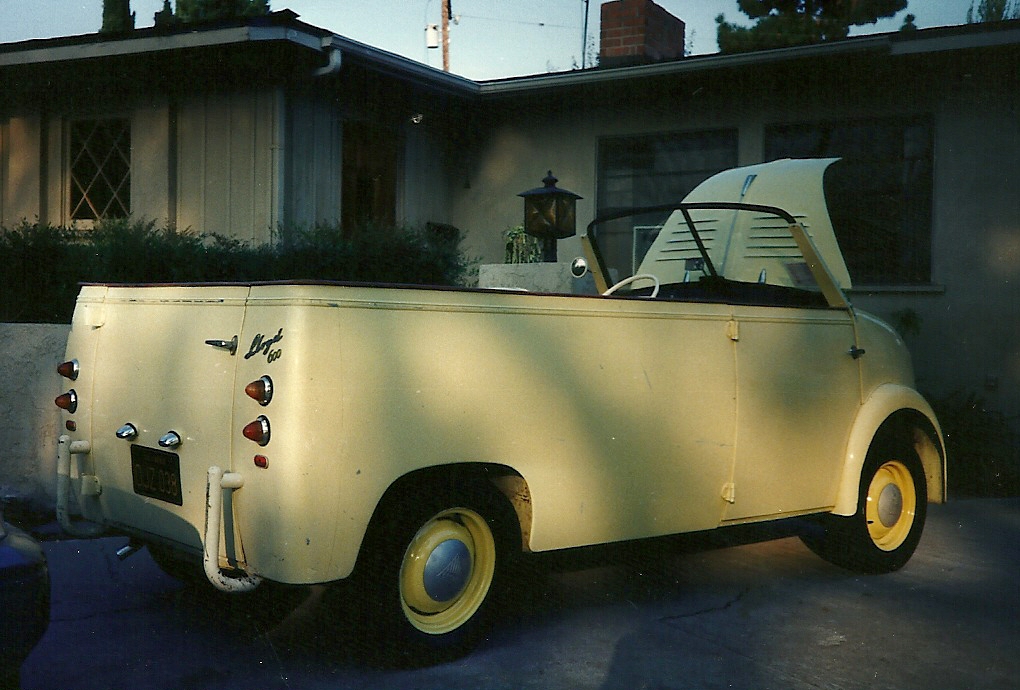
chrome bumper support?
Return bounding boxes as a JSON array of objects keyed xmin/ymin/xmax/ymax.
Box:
[
  {"xmin": 56, "ymin": 435, "xmax": 105, "ymax": 538},
  {"xmin": 204, "ymin": 466, "xmax": 262, "ymax": 593}
]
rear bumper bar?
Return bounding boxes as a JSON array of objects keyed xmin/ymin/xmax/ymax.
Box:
[
  {"xmin": 56, "ymin": 436, "xmax": 262, "ymax": 592},
  {"xmin": 204, "ymin": 466, "xmax": 262, "ymax": 593}
]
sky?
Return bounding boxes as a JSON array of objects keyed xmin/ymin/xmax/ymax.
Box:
[{"xmin": 0, "ymin": 1, "xmax": 980, "ymax": 80}]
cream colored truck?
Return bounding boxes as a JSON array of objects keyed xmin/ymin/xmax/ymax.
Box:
[{"xmin": 54, "ymin": 158, "xmax": 945, "ymax": 661}]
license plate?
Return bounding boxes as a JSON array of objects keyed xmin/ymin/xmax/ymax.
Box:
[{"xmin": 130, "ymin": 445, "xmax": 183, "ymax": 506}]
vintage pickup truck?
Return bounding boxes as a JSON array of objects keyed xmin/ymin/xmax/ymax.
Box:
[{"xmin": 54, "ymin": 158, "xmax": 945, "ymax": 662}]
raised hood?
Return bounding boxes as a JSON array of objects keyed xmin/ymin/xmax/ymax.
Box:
[{"xmin": 637, "ymin": 158, "xmax": 852, "ymax": 292}]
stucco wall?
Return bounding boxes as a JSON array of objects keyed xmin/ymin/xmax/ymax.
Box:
[
  {"xmin": 0, "ymin": 323, "xmax": 68, "ymax": 508},
  {"xmin": 449, "ymin": 54, "xmax": 1020, "ymax": 423}
]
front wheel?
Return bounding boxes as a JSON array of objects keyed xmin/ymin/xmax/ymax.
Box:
[
  {"xmin": 802, "ymin": 443, "xmax": 927, "ymax": 574},
  {"xmin": 358, "ymin": 483, "xmax": 519, "ymax": 665}
]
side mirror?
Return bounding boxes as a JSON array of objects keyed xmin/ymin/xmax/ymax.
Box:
[{"xmin": 570, "ymin": 257, "xmax": 589, "ymax": 279}]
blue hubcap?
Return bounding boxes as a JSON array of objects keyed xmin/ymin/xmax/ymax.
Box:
[{"xmin": 423, "ymin": 538, "xmax": 471, "ymax": 602}]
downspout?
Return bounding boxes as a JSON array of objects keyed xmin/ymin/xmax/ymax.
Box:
[{"xmin": 314, "ymin": 35, "xmax": 342, "ymax": 77}]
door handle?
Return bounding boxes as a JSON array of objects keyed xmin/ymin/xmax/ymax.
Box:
[{"xmin": 205, "ymin": 336, "xmax": 238, "ymax": 355}]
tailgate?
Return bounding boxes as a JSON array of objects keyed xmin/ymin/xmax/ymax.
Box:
[{"xmin": 85, "ymin": 285, "xmax": 250, "ymax": 550}]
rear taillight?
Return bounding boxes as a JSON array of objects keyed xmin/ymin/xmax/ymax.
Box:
[
  {"xmin": 242, "ymin": 416, "xmax": 271, "ymax": 446},
  {"xmin": 55, "ymin": 390, "xmax": 78, "ymax": 414},
  {"xmin": 57, "ymin": 359, "xmax": 79, "ymax": 380},
  {"xmin": 245, "ymin": 376, "xmax": 273, "ymax": 406}
]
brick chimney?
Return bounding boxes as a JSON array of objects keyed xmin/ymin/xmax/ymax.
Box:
[{"xmin": 600, "ymin": 0, "xmax": 685, "ymax": 68}]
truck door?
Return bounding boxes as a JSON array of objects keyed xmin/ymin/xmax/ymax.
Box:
[
  {"xmin": 89, "ymin": 286, "xmax": 250, "ymax": 550},
  {"xmin": 724, "ymin": 305, "xmax": 861, "ymax": 522}
]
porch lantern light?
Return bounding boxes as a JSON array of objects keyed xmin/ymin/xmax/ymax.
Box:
[{"xmin": 518, "ymin": 170, "xmax": 582, "ymax": 262}]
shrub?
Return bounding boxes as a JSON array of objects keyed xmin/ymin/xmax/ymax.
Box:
[
  {"xmin": 929, "ymin": 390, "xmax": 1020, "ymax": 498},
  {"xmin": 0, "ymin": 219, "xmax": 470, "ymax": 323}
]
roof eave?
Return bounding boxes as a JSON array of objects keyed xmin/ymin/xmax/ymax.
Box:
[
  {"xmin": 478, "ymin": 34, "xmax": 893, "ymax": 96},
  {"xmin": 0, "ymin": 24, "xmax": 322, "ymax": 67}
]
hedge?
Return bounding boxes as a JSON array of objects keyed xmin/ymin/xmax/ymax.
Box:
[{"xmin": 0, "ymin": 220, "xmax": 471, "ymax": 323}]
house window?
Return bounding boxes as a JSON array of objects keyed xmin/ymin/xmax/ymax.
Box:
[
  {"xmin": 765, "ymin": 118, "xmax": 933, "ymax": 285},
  {"xmin": 597, "ymin": 129, "xmax": 738, "ymax": 275},
  {"xmin": 69, "ymin": 118, "xmax": 131, "ymax": 220},
  {"xmin": 342, "ymin": 120, "xmax": 398, "ymax": 232}
]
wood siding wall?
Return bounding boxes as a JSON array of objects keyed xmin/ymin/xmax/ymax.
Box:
[{"xmin": 176, "ymin": 89, "xmax": 282, "ymax": 243}]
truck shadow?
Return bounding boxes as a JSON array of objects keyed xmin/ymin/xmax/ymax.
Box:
[{"xmin": 164, "ymin": 516, "xmax": 827, "ymax": 670}]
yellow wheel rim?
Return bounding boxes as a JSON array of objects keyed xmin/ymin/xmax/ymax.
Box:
[
  {"xmin": 865, "ymin": 460, "xmax": 917, "ymax": 551},
  {"xmin": 399, "ymin": 507, "xmax": 496, "ymax": 635}
]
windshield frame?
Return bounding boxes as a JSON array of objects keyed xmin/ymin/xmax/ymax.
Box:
[{"xmin": 583, "ymin": 201, "xmax": 850, "ymax": 310}]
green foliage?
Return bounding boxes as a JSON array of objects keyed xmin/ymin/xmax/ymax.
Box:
[
  {"xmin": 174, "ymin": 0, "xmax": 270, "ymax": 24},
  {"xmin": 967, "ymin": 0, "xmax": 1020, "ymax": 22},
  {"xmin": 101, "ymin": 0, "xmax": 135, "ymax": 33},
  {"xmin": 930, "ymin": 390, "xmax": 1020, "ymax": 498},
  {"xmin": 503, "ymin": 226, "xmax": 543, "ymax": 264},
  {"xmin": 888, "ymin": 307, "xmax": 922, "ymax": 339},
  {"xmin": 716, "ymin": 0, "xmax": 908, "ymax": 53},
  {"xmin": 0, "ymin": 220, "xmax": 469, "ymax": 323}
]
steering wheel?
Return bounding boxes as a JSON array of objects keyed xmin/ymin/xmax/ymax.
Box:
[{"xmin": 602, "ymin": 273, "xmax": 661, "ymax": 298}]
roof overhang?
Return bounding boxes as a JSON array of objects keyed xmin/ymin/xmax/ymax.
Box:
[
  {"xmin": 0, "ymin": 12, "xmax": 479, "ymax": 99},
  {"xmin": 477, "ymin": 20, "xmax": 1020, "ymax": 97},
  {"xmin": 0, "ymin": 14, "xmax": 1017, "ymax": 101}
]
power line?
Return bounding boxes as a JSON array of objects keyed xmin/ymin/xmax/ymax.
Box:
[{"xmin": 455, "ymin": 13, "xmax": 579, "ymax": 30}]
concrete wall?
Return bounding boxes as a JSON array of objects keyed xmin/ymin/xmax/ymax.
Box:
[{"xmin": 0, "ymin": 323, "xmax": 68, "ymax": 508}]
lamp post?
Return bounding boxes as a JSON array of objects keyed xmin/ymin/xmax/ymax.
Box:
[{"xmin": 517, "ymin": 171, "xmax": 582, "ymax": 262}]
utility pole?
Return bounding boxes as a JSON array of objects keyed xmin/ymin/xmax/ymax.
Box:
[
  {"xmin": 441, "ymin": 0, "xmax": 451, "ymax": 72},
  {"xmin": 582, "ymin": 0, "xmax": 590, "ymax": 68}
]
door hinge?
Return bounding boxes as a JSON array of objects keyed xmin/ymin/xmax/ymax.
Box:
[
  {"xmin": 721, "ymin": 482, "xmax": 736, "ymax": 504},
  {"xmin": 727, "ymin": 320, "xmax": 739, "ymax": 341}
]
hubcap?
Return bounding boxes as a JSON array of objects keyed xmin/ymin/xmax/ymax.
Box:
[
  {"xmin": 423, "ymin": 538, "xmax": 472, "ymax": 602},
  {"xmin": 399, "ymin": 507, "xmax": 497, "ymax": 635},
  {"xmin": 877, "ymin": 483, "xmax": 903, "ymax": 528},
  {"xmin": 866, "ymin": 460, "xmax": 917, "ymax": 551}
]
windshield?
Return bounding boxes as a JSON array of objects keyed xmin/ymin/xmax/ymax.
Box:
[
  {"xmin": 584, "ymin": 159, "xmax": 852, "ymax": 308},
  {"xmin": 585, "ymin": 201, "xmax": 847, "ymax": 309}
]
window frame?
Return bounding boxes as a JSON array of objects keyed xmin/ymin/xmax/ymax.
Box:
[
  {"xmin": 595, "ymin": 128, "xmax": 739, "ymax": 276},
  {"xmin": 67, "ymin": 116, "xmax": 132, "ymax": 223},
  {"xmin": 764, "ymin": 116, "xmax": 934, "ymax": 287}
]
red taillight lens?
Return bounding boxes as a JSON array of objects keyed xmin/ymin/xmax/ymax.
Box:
[
  {"xmin": 57, "ymin": 359, "xmax": 79, "ymax": 380},
  {"xmin": 242, "ymin": 416, "xmax": 270, "ymax": 446},
  {"xmin": 254, "ymin": 454, "xmax": 269, "ymax": 469},
  {"xmin": 245, "ymin": 376, "xmax": 273, "ymax": 406},
  {"xmin": 55, "ymin": 390, "xmax": 78, "ymax": 413}
]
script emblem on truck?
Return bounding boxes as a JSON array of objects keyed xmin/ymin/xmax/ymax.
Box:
[{"xmin": 245, "ymin": 328, "xmax": 284, "ymax": 363}]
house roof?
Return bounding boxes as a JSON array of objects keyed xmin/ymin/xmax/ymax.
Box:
[
  {"xmin": 478, "ymin": 18, "xmax": 1020, "ymax": 96},
  {"xmin": 0, "ymin": 10, "xmax": 1017, "ymax": 100}
]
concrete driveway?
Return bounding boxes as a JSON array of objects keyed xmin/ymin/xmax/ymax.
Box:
[{"xmin": 19, "ymin": 498, "xmax": 1020, "ymax": 689}]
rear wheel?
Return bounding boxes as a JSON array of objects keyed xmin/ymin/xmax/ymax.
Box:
[
  {"xmin": 358, "ymin": 482, "xmax": 519, "ymax": 665},
  {"xmin": 802, "ymin": 442, "xmax": 927, "ymax": 574}
]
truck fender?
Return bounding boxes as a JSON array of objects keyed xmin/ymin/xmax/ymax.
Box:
[{"xmin": 832, "ymin": 384, "xmax": 947, "ymax": 516}]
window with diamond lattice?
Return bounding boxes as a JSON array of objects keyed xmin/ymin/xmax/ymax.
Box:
[{"xmin": 70, "ymin": 119, "xmax": 131, "ymax": 220}]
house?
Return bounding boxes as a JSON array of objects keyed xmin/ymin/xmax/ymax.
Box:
[{"xmin": 2, "ymin": 2, "xmax": 1019, "ymax": 422}]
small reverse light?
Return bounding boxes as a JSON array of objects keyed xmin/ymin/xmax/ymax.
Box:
[
  {"xmin": 57, "ymin": 360, "xmax": 80, "ymax": 380},
  {"xmin": 254, "ymin": 454, "xmax": 269, "ymax": 469},
  {"xmin": 55, "ymin": 390, "xmax": 78, "ymax": 413},
  {"xmin": 245, "ymin": 376, "xmax": 274, "ymax": 406},
  {"xmin": 242, "ymin": 416, "xmax": 271, "ymax": 446}
]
